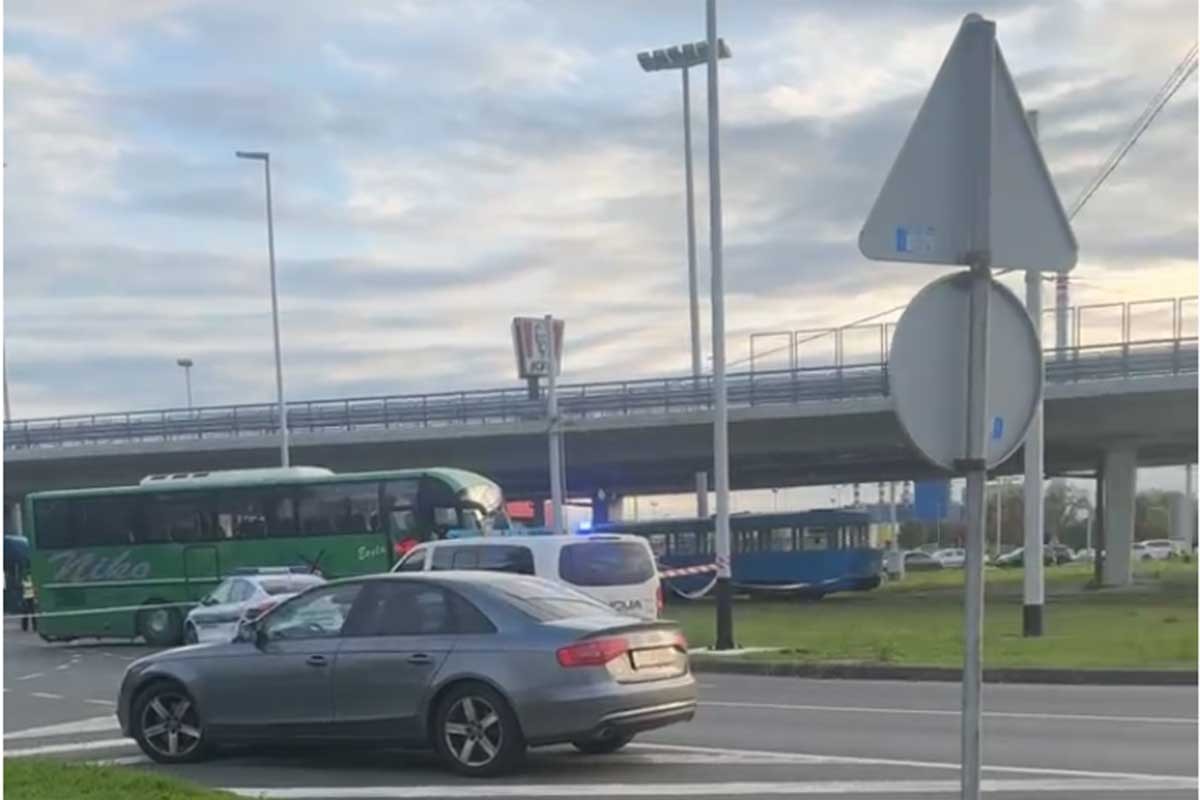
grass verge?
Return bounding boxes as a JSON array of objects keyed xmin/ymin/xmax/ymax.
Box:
[
  {"xmin": 3, "ymin": 760, "xmax": 234, "ymax": 800},
  {"xmin": 670, "ymin": 560, "xmax": 1197, "ymax": 670}
]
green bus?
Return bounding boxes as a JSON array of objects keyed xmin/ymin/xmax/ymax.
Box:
[{"xmin": 24, "ymin": 466, "xmax": 508, "ymax": 645}]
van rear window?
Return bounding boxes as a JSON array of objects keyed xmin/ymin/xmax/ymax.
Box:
[{"xmin": 558, "ymin": 541, "xmax": 655, "ymax": 587}]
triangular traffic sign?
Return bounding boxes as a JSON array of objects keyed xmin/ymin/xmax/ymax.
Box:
[{"xmin": 858, "ymin": 13, "xmax": 1077, "ymax": 273}]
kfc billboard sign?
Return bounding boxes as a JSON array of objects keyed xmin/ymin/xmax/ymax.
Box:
[{"xmin": 512, "ymin": 317, "xmax": 564, "ymax": 379}]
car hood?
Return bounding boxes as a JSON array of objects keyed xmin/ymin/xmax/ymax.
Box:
[{"xmin": 130, "ymin": 641, "xmax": 250, "ymax": 670}]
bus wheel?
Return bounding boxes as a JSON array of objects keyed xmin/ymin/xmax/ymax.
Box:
[{"xmin": 137, "ymin": 603, "xmax": 182, "ymax": 647}]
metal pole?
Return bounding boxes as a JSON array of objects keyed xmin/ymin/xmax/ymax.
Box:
[
  {"xmin": 1054, "ymin": 275, "xmax": 1069, "ymax": 359},
  {"xmin": 1022, "ymin": 110, "xmax": 1046, "ymax": 637},
  {"xmin": 546, "ymin": 315, "xmax": 565, "ymax": 535},
  {"xmin": 959, "ymin": 17, "xmax": 994, "ymax": 799},
  {"xmin": 3, "ymin": 340, "xmax": 10, "ymax": 423},
  {"xmin": 994, "ymin": 478, "xmax": 1002, "ymax": 555},
  {"xmin": 706, "ymin": 0, "xmax": 733, "ymax": 651},
  {"xmin": 184, "ymin": 365, "xmax": 193, "ymax": 411},
  {"xmin": 261, "ymin": 157, "xmax": 290, "ymax": 468},
  {"xmin": 683, "ymin": 65, "xmax": 710, "ymax": 521}
]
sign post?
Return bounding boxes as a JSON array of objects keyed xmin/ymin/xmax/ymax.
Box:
[
  {"xmin": 859, "ymin": 14, "xmax": 1076, "ymax": 800},
  {"xmin": 512, "ymin": 316, "xmax": 567, "ymax": 533}
]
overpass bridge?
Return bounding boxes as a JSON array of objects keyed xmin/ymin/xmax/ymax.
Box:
[{"xmin": 5, "ymin": 337, "xmax": 1195, "ymax": 499}]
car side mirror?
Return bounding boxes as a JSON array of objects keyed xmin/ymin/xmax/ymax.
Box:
[{"xmin": 254, "ymin": 625, "xmax": 269, "ymax": 649}]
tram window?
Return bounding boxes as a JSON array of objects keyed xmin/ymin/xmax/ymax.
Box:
[
  {"xmin": 648, "ymin": 534, "xmax": 668, "ymax": 558},
  {"xmin": 769, "ymin": 528, "xmax": 795, "ymax": 551},
  {"xmin": 674, "ymin": 531, "xmax": 698, "ymax": 556},
  {"xmin": 803, "ymin": 527, "xmax": 828, "ymax": 551},
  {"xmin": 702, "ymin": 531, "xmax": 715, "ymax": 554}
]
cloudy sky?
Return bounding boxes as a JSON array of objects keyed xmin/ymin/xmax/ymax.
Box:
[{"xmin": 4, "ymin": 1, "xmax": 1196, "ymax": 422}]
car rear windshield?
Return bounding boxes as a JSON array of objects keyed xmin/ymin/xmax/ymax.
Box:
[
  {"xmin": 558, "ymin": 541, "xmax": 655, "ymax": 587},
  {"xmin": 260, "ymin": 576, "xmax": 323, "ymax": 595}
]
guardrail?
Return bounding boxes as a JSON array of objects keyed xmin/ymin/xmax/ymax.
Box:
[
  {"xmin": 747, "ymin": 295, "xmax": 1198, "ymax": 372},
  {"xmin": 5, "ymin": 338, "xmax": 1196, "ymax": 451}
]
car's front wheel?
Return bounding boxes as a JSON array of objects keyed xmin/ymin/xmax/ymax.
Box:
[
  {"xmin": 433, "ymin": 682, "xmax": 525, "ymax": 777},
  {"xmin": 572, "ymin": 731, "xmax": 635, "ymax": 754},
  {"xmin": 131, "ymin": 681, "xmax": 210, "ymax": 764}
]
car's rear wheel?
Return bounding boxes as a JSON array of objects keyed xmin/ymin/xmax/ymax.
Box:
[
  {"xmin": 433, "ymin": 682, "xmax": 525, "ymax": 777},
  {"xmin": 572, "ymin": 731, "xmax": 635, "ymax": 754},
  {"xmin": 131, "ymin": 681, "xmax": 210, "ymax": 764}
]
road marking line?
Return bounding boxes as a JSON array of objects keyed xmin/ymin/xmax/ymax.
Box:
[
  {"xmin": 6, "ymin": 738, "xmax": 135, "ymax": 758},
  {"xmin": 630, "ymin": 742, "xmax": 1191, "ymax": 782},
  {"xmin": 15, "ymin": 672, "xmax": 44, "ymax": 681},
  {"xmin": 6, "ymin": 716, "xmax": 122, "ymax": 740},
  {"xmin": 221, "ymin": 777, "xmax": 1199, "ymax": 798},
  {"xmin": 701, "ymin": 700, "xmax": 1199, "ymax": 726},
  {"xmin": 85, "ymin": 699, "xmax": 117, "ymax": 707},
  {"xmin": 29, "ymin": 692, "xmax": 64, "ymax": 700},
  {"xmin": 55, "ymin": 663, "xmax": 72, "ymax": 670}
]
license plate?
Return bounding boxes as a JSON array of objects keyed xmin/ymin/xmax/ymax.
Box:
[{"xmin": 632, "ymin": 647, "xmax": 676, "ymax": 669}]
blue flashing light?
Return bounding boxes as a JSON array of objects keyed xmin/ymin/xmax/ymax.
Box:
[{"xmin": 577, "ymin": 520, "xmax": 593, "ymax": 534}]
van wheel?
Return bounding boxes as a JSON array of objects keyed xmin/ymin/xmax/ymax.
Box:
[
  {"xmin": 137, "ymin": 603, "xmax": 182, "ymax": 647},
  {"xmin": 433, "ymin": 682, "xmax": 525, "ymax": 777},
  {"xmin": 572, "ymin": 732, "xmax": 635, "ymax": 754}
]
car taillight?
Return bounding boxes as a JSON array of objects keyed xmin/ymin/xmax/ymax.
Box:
[
  {"xmin": 556, "ymin": 636, "xmax": 630, "ymax": 668},
  {"xmin": 656, "ymin": 585, "xmax": 664, "ymax": 616}
]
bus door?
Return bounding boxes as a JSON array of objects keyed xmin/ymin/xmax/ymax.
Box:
[{"xmin": 182, "ymin": 545, "xmax": 221, "ymax": 601}]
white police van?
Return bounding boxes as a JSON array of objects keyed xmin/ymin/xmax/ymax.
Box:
[{"xmin": 391, "ymin": 533, "xmax": 662, "ymax": 620}]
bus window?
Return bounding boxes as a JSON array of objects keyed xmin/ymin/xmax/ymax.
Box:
[
  {"xmin": 297, "ymin": 483, "xmax": 381, "ymax": 535},
  {"xmin": 32, "ymin": 500, "xmax": 72, "ymax": 549},
  {"xmin": 145, "ymin": 493, "xmax": 213, "ymax": 543},
  {"xmin": 214, "ymin": 490, "xmax": 268, "ymax": 540},
  {"xmin": 382, "ymin": 480, "xmax": 420, "ymax": 538}
]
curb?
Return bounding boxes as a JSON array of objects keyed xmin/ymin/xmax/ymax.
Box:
[{"xmin": 690, "ymin": 658, "xmax": 1198, "ymax": 686}]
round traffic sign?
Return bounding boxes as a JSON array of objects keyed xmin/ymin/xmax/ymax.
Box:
[{"xmin": 889, "ymin": 271, "xmax": 1042, "ymax": 471}]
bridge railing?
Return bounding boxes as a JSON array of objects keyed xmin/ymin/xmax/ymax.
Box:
[
  {"xmin": 5, "ymin": 337, "xmax": 1196, "ymax": 451},
  {"xmin": 747, "ymin": 295, "xmax": 1198, "ymax": 372}
]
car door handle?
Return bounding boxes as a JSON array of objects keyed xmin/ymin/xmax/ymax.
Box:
[
  {"xmin": 406, "ymin": 653, "xmax": 433, "ymax": 666},
  {"xmin": 306, "ymin": 655, "xmax": 328, "ymax": 667}
]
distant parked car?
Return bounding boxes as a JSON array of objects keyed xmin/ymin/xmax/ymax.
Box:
[
  {"xmin": 1136, "ymin": 540, "xmax": 1184, "ymax": 561},
  {"xmin": 931, "ymin": 548, "xmax": 966, "ymax": 568},
  {"xmin": 1074, "ymin": 547, "xmax": 1096, "ymax": 562},
  {"xmin": 903, "ymin": 551, "xmax": 944, "ymax": 571},
  {"xmin": 1047, "ymin": 543, "xmax": 1075, "ymax": 565}
]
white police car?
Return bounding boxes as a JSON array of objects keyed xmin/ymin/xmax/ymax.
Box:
[{"xmin": 184, "ymin": 568, "xmax": 325, "ymax": 644}]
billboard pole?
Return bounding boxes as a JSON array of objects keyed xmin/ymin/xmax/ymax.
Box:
[{"xmin": 545, "ymin": 315, "xmax": 565, "ymax": 535}]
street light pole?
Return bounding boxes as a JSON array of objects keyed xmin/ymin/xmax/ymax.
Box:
[
  {"xmin": 705, "ymin": 0, "xmax": 734, "ymax": 651},
  {"xmin": 637, "ymin": 36, "xmax": 730, "ymax": 523},
  {"xmin": 236, "ymin": 150, "xmax": 290, "ymax": 468},
  {"xmin": 176, "ymin": 358, "xmax": 194, "ymax": 410}
]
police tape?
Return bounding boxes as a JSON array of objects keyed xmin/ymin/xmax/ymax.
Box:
[
  {"xmin": 656, "ymin": 555, "xmax": 729, "ymax": 580},
  {"xmin": 2, "ymin": 600, "xmax": 198, "ymax": 622}
]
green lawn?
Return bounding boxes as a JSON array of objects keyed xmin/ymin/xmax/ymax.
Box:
[
  {"xmin": 670, "ymin": 561, "xmax": 1198, "ymax": 669},
  {"xmin": 3, "ymin": 760, "xmax": 234, "ymax": 800}
]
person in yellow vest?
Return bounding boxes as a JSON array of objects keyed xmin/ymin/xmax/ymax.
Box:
[{"xmin": 20, "ymin": 574, "xmax": 36, "ymax": 633}]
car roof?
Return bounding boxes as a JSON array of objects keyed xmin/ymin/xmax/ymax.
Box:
[
  {"xmin": 418, "ymin": 533, "xmax": 646, "ymax": 548},
  {"xmin": 333, "ymin": 570, "xmax": 562, "ymax": 592}
]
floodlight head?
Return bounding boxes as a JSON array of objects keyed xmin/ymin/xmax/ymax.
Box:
[
  {"xmin": 637, "ymin": 38, "xmax": 731, "ymax": 72},
  {"xmin": 235, "ymin": 151, "xmax": 269, "ymax": 161},
  {"xmin": 176, "ymin": 358, "xmax": 194, "ymax": 368}
]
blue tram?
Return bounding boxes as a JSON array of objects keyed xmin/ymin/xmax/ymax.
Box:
[{"xmin": 593, "ymin": 510, "xmax": 883, "ymax": 599}]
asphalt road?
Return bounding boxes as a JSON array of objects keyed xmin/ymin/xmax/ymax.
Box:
[{"xmin": 5, "ymin": 622, "xmax": 1197, "ymax": 799}]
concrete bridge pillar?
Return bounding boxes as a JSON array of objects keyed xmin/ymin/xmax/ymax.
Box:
[
  {"xmin": 1100, "ymin": 445, "xmax": 1137, "ymax": 587},
  {"xmin": 6, "ymin": 499, "xmax": 23, "ymax": 537}
]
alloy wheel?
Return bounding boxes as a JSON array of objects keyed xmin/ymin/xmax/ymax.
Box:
[{"xmin": 443, "ymin": 695, "xmax": 502, "ymax": 768}]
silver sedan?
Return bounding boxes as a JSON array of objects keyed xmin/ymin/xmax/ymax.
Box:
[{"xmin": 117, "ymin": 571, "xmax": 696, "ymax": 776}]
